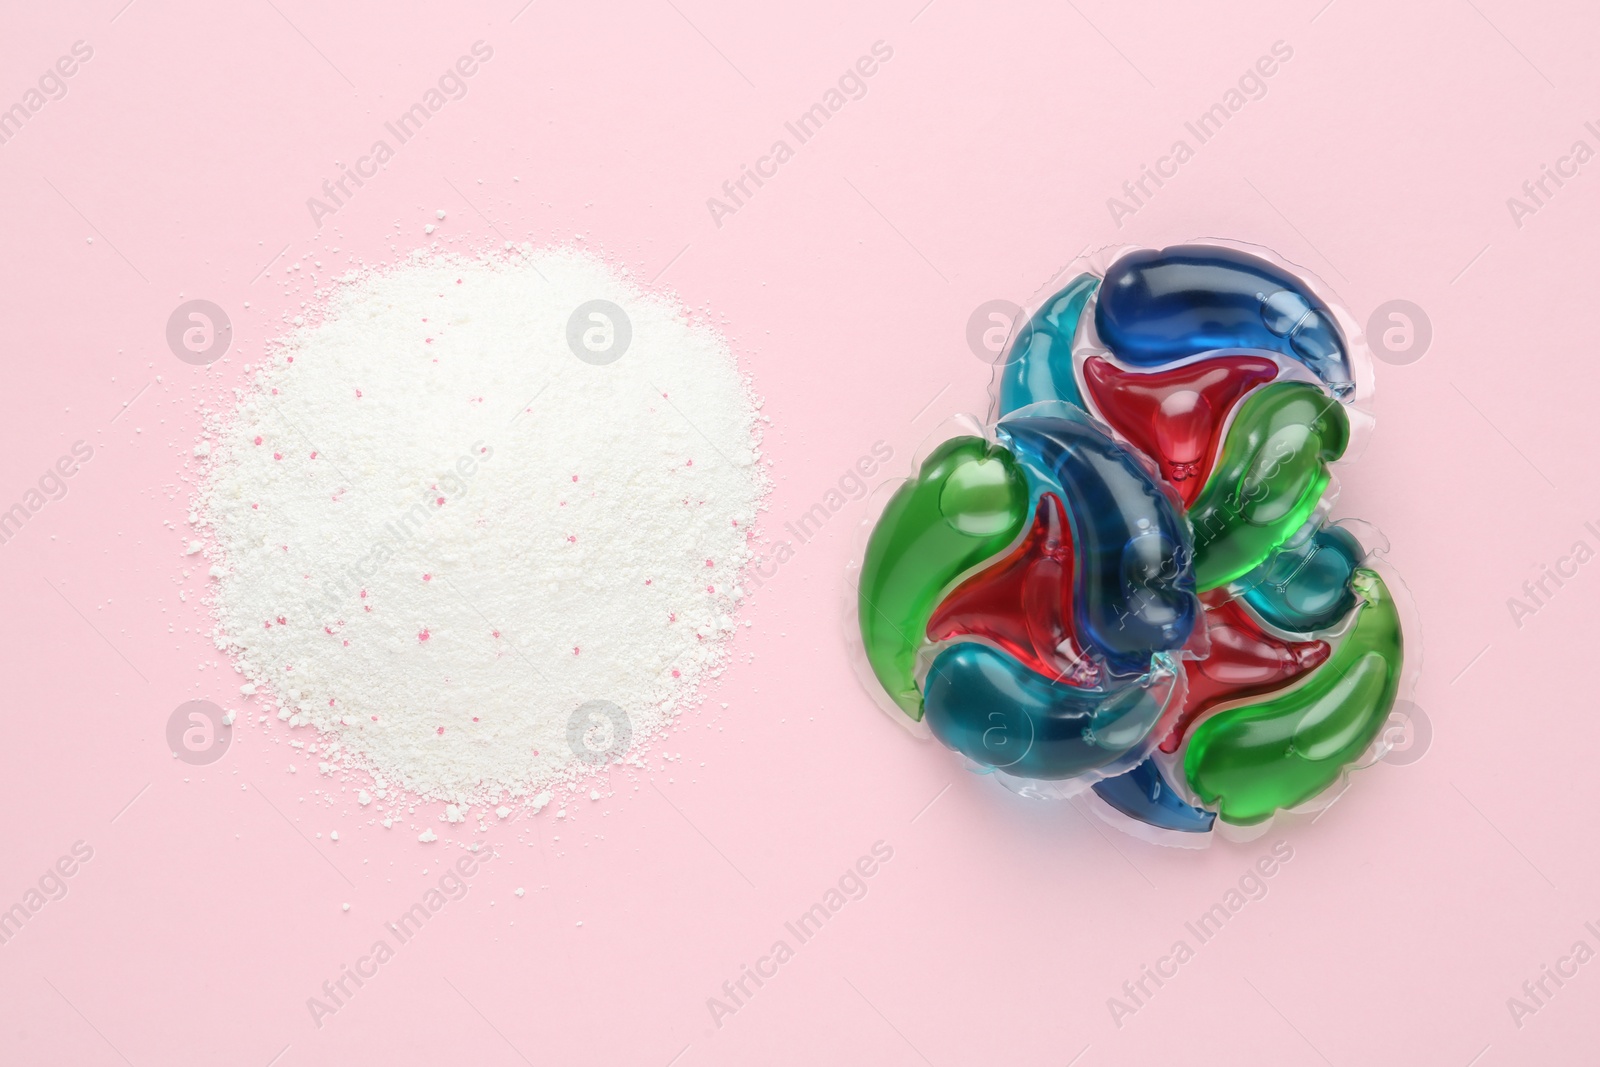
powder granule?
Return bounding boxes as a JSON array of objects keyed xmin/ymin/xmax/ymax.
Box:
[{"xmin": 197, "ymin": 246, "xmax": 767, "ymax": 803}]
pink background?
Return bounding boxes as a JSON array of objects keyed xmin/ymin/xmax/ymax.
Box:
[{"xmin": 2, "ymin": 1, "xmax": 1596, "ymax": 1063}]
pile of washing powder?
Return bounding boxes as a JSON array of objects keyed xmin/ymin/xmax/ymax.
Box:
[{"xmin": 194, "ymin": 246, "xmax": 768, "ymax": 803}]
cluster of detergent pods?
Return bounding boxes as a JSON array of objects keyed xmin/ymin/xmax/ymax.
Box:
[{"xmin": 853, "ymin": 243, "xmax": 1410, "ymax": 843}]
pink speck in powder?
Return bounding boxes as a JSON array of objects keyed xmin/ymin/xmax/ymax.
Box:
[{"xmin": 418, "ymin": 629, "xmax": 430, "ymax": 642}]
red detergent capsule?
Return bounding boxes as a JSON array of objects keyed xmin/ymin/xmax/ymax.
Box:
[
  {"xmin": 1081, "ymin": 355, "xmax": 1278, "ymax": 504},
  {"xmin": 1157, "ymin": 595, "xmax": 1330, "ymax": 753},
  {"xmin": 925, "ymin": 493, "xmax": 1095, "ymax": 684}
]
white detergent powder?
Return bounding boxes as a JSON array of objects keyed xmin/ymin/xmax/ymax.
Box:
[{"xmin": 196, "ymin": 247, "xmax": 767, "ymax": 803}]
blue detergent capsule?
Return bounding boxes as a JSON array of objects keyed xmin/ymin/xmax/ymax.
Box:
[
  {"xmin": 997, "ymin": 273, "xmax": 1100, "ymax": 417},
  {"xmin": 1239, "ymin": 524, "xmax": 1363, "ymax": 633},
  {"xmin": 1095, "ymin": 245, "xmax": 1355, "ymax": 397},
  {"xmin": 923, "ymin": 643, "xmax": 1169, "ymax": 779},
  {"xmin": 1091, "ymin": 756, "xmax": 1215, "ymax": 834},
  {"xmin": 999, "ymin": 414, "xmax": 1199, "ymax": 676}
]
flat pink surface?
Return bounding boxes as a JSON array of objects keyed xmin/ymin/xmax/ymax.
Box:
[{"xmin": 1, "ymin": 1, "xmax": 1596, "ymax": 1064}]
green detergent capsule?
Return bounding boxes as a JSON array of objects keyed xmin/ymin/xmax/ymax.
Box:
[
  {"xmin": 1183, "ymin": 568, "xmax": 1404, "ymax": 825},
  {"xmin": 1187, "ymin": 382, "xmax": 1349, "ymax": 591},
  {"xmin": 857, "ymin": 437, "xmax": 1028, "ymax": 720}
]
